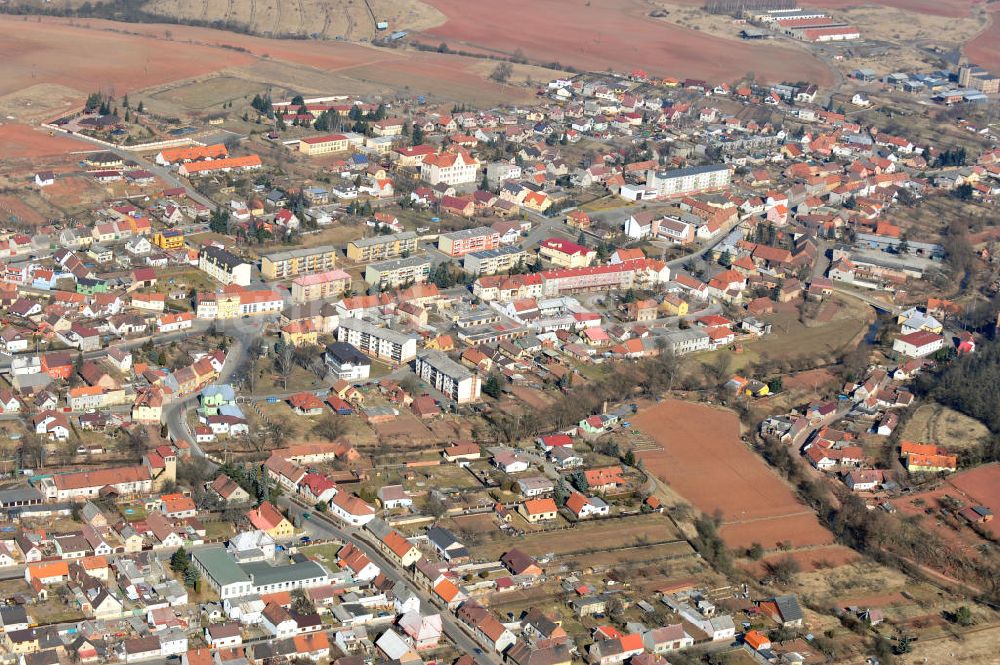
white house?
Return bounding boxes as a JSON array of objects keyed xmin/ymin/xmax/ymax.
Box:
[{"xmin": 892, "ymin": 331, "xmax": 944, "ymax": 358}]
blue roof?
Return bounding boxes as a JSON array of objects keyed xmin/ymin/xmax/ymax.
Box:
[{"xmin": 202, "ymin": 384, "xmax": 236, "ymax": 401}]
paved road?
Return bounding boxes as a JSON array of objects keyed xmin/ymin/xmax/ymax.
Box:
[
  {"xmin": 164, "ymin": 318, "xmax": 266, "ymax": 451},
  {"xmin": 278, "ymin": 495, "xmax": 502, "ymax": 665}
]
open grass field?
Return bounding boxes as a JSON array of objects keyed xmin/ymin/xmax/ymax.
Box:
[
  {"xmin": 0, "ymin": 16, "xmax": 542, "ymax": 118},
  {"xmin": 419, "ymin": 0, "xmax": 834, "ymax": 84},
  {"xmin": 139, "ymin": 0, "xmax": 442, "ymax": 40},
  {"xmin": 901, "ymin": 402, "xmax": 990, "ymax": 452},
  {"xmin": 633, "ymin": 400, "xmax": 838, "ymax": 555},
  {"xmin": 473, "ymin": 513, "xmax": 685, "ymax": 561}
]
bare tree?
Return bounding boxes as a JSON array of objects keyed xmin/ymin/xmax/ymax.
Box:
[
  {"xmin": 275, "ymin": 343, "xmax": 295, "ymax": 390},
  {"xmin": 490, "ymin": 62, "xmax": 514, "ymax": 84}
]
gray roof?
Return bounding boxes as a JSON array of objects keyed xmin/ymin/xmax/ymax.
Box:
[
  {"xmin": 651, "ymin": 163, "xmax": 729, "ymax": 179},
  {"xmin": 338, "ymin": 317, "xmax": 419, "ymax": 346},
  {"xmin": 262, "ymin": 244, "xmax": 337, "ymax": 263},
  {"xmin": 193, "ymin": 547, "xmax": 251, "ymax": 587},
  {"xmin": 416, "ymin": 351, "xmax": 473, "ymax": 381},
  {"xmin": 773, "ymin": 594, "xmax": 804, "ymax": 623},
  {"xmin": 201, "ymin": 245, "xmax": 248, "ymax": 270},
  {"xmin": 367, "ymin": 254, "xmax": 432, "ymax": 272},
  {"xmin": 350, "ymin": 231, "xmax": 418, "ymax": 248},
  {"xmin": 239, "ymin": 559, "xmax": 328, "ymax": 587},
  {"xmin": 0, "ymin": 487, "xmax": 44, "ymax": 506},
  {"xmin": 441, "ymin": 225, "xmax": 497, "ymax": 241}
]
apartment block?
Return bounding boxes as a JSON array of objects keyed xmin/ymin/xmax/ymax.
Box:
[
  {"xmin": 261, "ymin": 245, "xmax": 338, "ymax": 280},
  {"xmin": 364, "ymin": 255, "xmax": 432, "ymax": 288},
  {"xmin": 298, "ymin": 134, "xmax": 350, "ymax": 156},
  {"xmin": 336, "ymin": 317, "xmax": 419, "ymax": 364},
  {"xmin": 463, "ymin": 246, "xmax": 528, "ymax": 275},
  {"xmin": 291, "ymin": 269, "xmax": 353, "ymax": 304},
  {"xmin": 414, "ymin": 351, "xmax": 481, "ymax": 404},
  {"xmin": 646, "ymin": 164, "xmax": 731, "ymax": 199},
  {"xmin": 438, "ymin": 226, "xmax": 501, "ymax": 257},
  {"xmin": 346, "ymin": 231, "xmax": 419, "ymax": 263}
]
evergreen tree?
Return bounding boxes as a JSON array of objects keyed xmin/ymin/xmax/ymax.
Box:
[
  {"xmin": 183, "ymin": 566, "xmax": 201, "ymax": 588},
  {"xmin": 483, "ymin": 373, "xmax": 503, "ymax": 398},
  {"xmin": 170, "ymin": 547, "xmax": 190, "ymax": 574}
]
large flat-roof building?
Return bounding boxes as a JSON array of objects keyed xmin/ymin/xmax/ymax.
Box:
[
  {"xmin": 336, "ymin": 318, "xmax": 419, "ymax": 364},
  {"xmin": 463, "ymin": 246, "xmax": 529, "ymax": 275},
  {"xmin": 414, "ymin": 351, "xmax": 481, "ymax": 404},
  {"xmin": 646, "ymin": 165, "xmax": 731, "ymax": 200},
  {"xmin": 364, "ymin": 255, "xmax": 431, "ymax": 288},
  {"xmin": 346, "ymin": 232, "xmax": 419, "ymax": 263},
  {"xmin": 298, "ymin": 134, "xmax": 350, "ymax": 156},
  {"xmin": 261, "ymin": 245, "xmax": 338, "ymax": 281},
  {"xmin": 192, "ymin": 546, "xmax": 331, "ymax": 600},
  {"xmin": 438, "ymin": 226, "xmax": 501, "ymax": 257}
]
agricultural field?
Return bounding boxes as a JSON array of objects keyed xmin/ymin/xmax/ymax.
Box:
[
  {"xmin": 419, "ymin": 0, "xmax": 834, "ymax": 84},
  {"xmin": 633, "ymin": 400, "xmax": 844, "ymax": 569},
  {"xmin": 901, "ymin": 403, "xmax": 991, "ymax": 451}
]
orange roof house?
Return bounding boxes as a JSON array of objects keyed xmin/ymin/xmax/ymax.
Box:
[
  {"xmin": 157, "ymin": 144, "xmax": 228, "ymax": 164},
  {"xmin": 27, "ymin": 560, "xmax": 69, "ymax": 582},
  {"xmin": 744, "ymin": 629, "xmax": 771, "ymax": 651}
]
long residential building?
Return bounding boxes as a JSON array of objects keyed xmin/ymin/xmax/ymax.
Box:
[
  {"xmin": 195, "ymin": 286, "xmax": 283, "ymax": 319},
  {"xmin": 297, "ymin": 134, "xmax": 350, "ymax": 155},
  {"xmin": 414, "ymin": 351, "xmax": 481, "ymax": 404},
  {"xmin": 438, "ymin": 226, "xmax": 501, "ymax": 257},
  {"xmin": 199, "ymin": 246, "xmax": 252, "ymax": 286},
  {"xmin": 178, "ymin": 155, "xmax": 262, "ymax": 177},
  {"xmin": 364, "ymin": 255, "xmax": 432, "ymax": 288},
  {"xmin": 336, "ymin": 317, "xmax": 419, "ymax": 364},
  {"xmin": 346, "ymin": 232, "xmax": 419, "ymax": 263},
  {"xmin": 37, "ymin": 466, "xmax": 152, "ymax": 501},
  {"xmin": 645, "ymin": 164, "xmax": 731, "ymax": 199},
  {"xmin": 655, "ymin": 328, "xmax": 711, "ymax": 355},
  {"xmin": 539, "ymin": 259, "xmax": 671, "ymax": 297},
  {"xmin": 261, "ymin": 245, "xmax": 338, "ymax": 280},
  {"xmin": 291, "ymin": 269, "xmax": 352, "ymax": 304},
  {"xmin": 463, "ymin": 246, "xmax": 529, "ymax": 275}
]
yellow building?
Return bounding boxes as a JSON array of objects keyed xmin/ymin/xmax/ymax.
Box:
[
  {"xmin": 298, "ymin": 134, "xmax": 350, "ymax": 156},
  {"xmin": 131, "ymin": 390, "xmax": 163, "ymax": 424},
  {"xmin": 153, "ymin": 230, "xmax": 185, "ymax": 250},
  {"xmin": 346, "ymin": 231, "xmax": 419, "ymax": 263},
  {"xmin": 261, "ymin": 245, "xmax": 338, "ymax": 280},
  {"xmin": 280, "ymin": 320, "xmax": 319, "ymax": 347},
  {"xmin": 661, "ymin": 295, "xmax": 689, "ymax": 316},
  {"xmin": 247, "ymin": 501, "xmax": 295, "ymax": 539},
  {"xmin": 216, "ymin": 292, "xmax": 241, "ymax": 320},
  {"xmin": 5, "ymin": 630, "xmax": 39, "ymax": 655}
]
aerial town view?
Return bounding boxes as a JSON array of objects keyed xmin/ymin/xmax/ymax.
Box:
[{"xmin": 0, "ymin": 0, "xmax": 998, "ymax": 663}]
